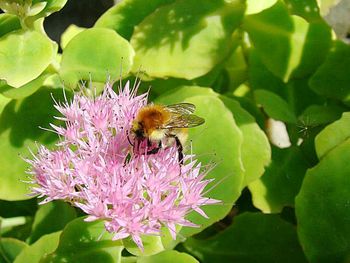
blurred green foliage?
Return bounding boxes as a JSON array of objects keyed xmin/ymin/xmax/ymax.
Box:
[{"xmin": 0, "ymin": 0, "xmax": 349, "ymax": 262}]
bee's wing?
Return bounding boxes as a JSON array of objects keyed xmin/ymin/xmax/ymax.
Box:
[
  {"xmin": 162, "ymin": 114, "xmax": 205, "ymax": 129},
  {"xmin": 165, "ymin": 103, "xmax": 196, "ymax": 114}
]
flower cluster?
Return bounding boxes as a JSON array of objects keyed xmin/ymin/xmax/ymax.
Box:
[{"xmin": 26, "ymin": 81, "xmax": 219, "ymax": 249}]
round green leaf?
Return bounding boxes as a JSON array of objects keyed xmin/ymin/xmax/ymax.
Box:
[
  {"xmin": 246, "ymin": 0, "xmax": 277, "ymax": 14},
  {"xmin": 184, "ymin": 212, "xmax": 308, "ymax": 263},
  {"xmin": 254, "ymin": 89, "xmax": 297, "ymax": 123},
  {"xmin": 130, "ymin": 0, "xmax": 245, "ymax": 79},
  {"xmin": 26, "ymin": 0, "xmax": 67, "ymax": 21},
  {"xmin": 124, "ymin": 235, "xmax": 164, "ymax": 257},
  {"xmin": 14, "ymin": 232, "xmax": 61, "ymax": 263},
  {"xmin": 156, "ymin": 87, "xmax": 244, "ymax": 237},
  {"xmin": 315, "ymin": 112, "xmax": 350, "ymax": 159},
  {"xmin": 298, "ymin": 104, "xmax": 343, "ymax": 127},
  {"xmin": 27, "ymin": 2, "xmax": 47, "ymax": 16},
  {"xmin": 60, "ymin": 24, "xmax": 85, "ymax": 50},
  {"xmin": 224, "ymin": 46, "xmax": 248, "ymax": 91},
  {"xmin": 138, "ymin": 250, "xmax": 198, "ymax": 263},
  {"xmin": 28, "ymin": 201, "xmax": 76, "ymax": 244},
  {"xmin": 220, "ymin": 95, "xmax": 271, "ymax": 186},
  {"xmin": 248, "ymin": 146, "xmax": 309, "ymax": 213},
  {"xmin": 244, "ymin": 2, "xmax": 331, "ymax": 82},
  {"xmin": 95, "ymin": 0, "xmax": 176, "ymax": 40},
  {"xmin": 60, "ymin": 28, "xmax": 134, "ymax": 88},
  {"xmin": 41, "ymin": 217, "xmax": 123, "ymax": 263},
  {"xmin": 284, "ymin": 0, "xmax": 321, "ymax": 21},
  {"xmin": 0, "ymin": 88, "xmax": 68, "ymax": 200},
  {"xmin": 310, "ymin": 41, "xmax": 350, "ymax": 105},
  {"xmin": 296, "ymin": 138, "xmax": 350, "ymax": 263},
  {"xmin": 0, "ymin": 73, "xmax": 49, "ymax": 99},
  {"xmin": 0, "ymin": 238, "xmax": 28, "ymax": 262},
  {"xmin": 0, "ymin": 30, "xmax": 53, "ymax": 88}
]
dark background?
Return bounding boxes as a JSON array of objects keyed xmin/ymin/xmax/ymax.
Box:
[{"xmin": 44, "ymin": 0, "xmax": 114, "ymax": 43}]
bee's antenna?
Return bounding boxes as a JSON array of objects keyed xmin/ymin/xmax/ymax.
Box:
[{"xmin": 126, "ymin": 130, "xmax": 134, "ymax": 147}]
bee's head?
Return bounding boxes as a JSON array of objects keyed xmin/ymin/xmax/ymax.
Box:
[{"xmin": 131, "ymin": 121, "xmax": 144, "ymax": 138}]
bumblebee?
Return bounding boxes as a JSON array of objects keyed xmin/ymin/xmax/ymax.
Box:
[{"xmin": 130, "ymin": 103, "xmax": 205, "ymax": 163}]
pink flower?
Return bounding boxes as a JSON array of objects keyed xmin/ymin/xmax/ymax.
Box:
[{"xmin": 26, "ymin": 81, "xmax": 219, "ymax": 250}]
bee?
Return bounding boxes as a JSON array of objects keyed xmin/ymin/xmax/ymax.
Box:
[{"xmin": 130, "ymin": 103, "xmax": 205, "ymax": 164}]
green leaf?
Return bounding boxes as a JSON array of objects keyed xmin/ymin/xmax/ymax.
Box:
[
  {"xmin": 0, "ymin": 14, "xmax": 21, "ymax": 38},
  {"xmin": 95, "ymin": 0, "xmax": 176, "ymax": 40},
  {"xmin": 130, "ymin": 0, "xmax": 245, "ymax": 79},
  {"xmin": 224, "ymin": 46, "xmax": 248, "ymax": 91},
  {"xmin": 246, "ymin": 0, "xmax": 277, "ymax": 14},
  {"xmin": 244, "ymin": 2, "xmax": 331, "ymax": 82},
  {"xmin": 184, "ymin": 212, "xmax": 308, "ymax": 263},
  {"xmin": 27, "ymin": 2, "xmax": 47, "ymax": 16},
  {"xmin": 138, "ymin": 250, "xmax": 199, "ymax": 263},
  {"xmin": 0, "ymin": 73, "xmax": 49, "ymax": 99},
  {"xmin": 0, "ymin": 199, "xmax": 37, "ymax": 218},
  {"xmin": 156, "ymin": 86, "xmax": 244, "ymax": 237},
  {"xmin": 0, "ymin": 88, "xmax": 68, "ymax": 200},
  {"xmin": 284, "ymin": 0, "xmax": 320, "ymax": 21},
  {"xmin": 124, "ymin": 235, "xmax": 164, "ymax": 257},
  {"xmin": 220, "ymin": 96, "xmax": 271, "ymax": 186},
  {"xmin": 14, "ymin": 232, "xmax": 61, "ymax": 263},
  {"xmin": 28, "ymin": 0, "xmax": 67, "ymax": 20},
  {"xmin": 0, "ymin": 238, "xmax": 28, "ymax": 262},
  {"xmin": 28, "ymin": 201, "xmax": 76, "ymax": 244},
  {"xmin": 315, "ymin": 112, "xmax": 350, "ymax": 159},
  {"xmin": 41, "ymin": 217, "xmax": 123, "ymax": 263},
  {"xmin": 60, "ymin": 28, "xmax": 134, "ymax": 88},
  {"xmin": 298, "ymin": 104, "xmax": 343, "ymax": 127},
  {"xmin": 248, "ymin": 49, "xmax": 286, "ymax": 93},
  {"xmin": 309, "ymin": 41, "xmax": 350, "ymax": 105},
  {"xmin": 0, "ymin": 30, "xmax": 53, "ymax": 88},
  {"xmin": 295, "ymin": 138, "xmax": 350, "ymax": 263},
  {"xmin": 60, "ymin": 24, "xmax": 85, "ymax": 50},
  {"xmin": 254, "ymin": 89, "xmax": 297, "ymax": 123},
  {"xmin": 248, "ymin": 146, "xmax": 309, "ymax": 213}
]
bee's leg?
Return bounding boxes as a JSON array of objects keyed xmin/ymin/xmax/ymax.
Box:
[
  {"xmin": 174, "ymin": 136, "xmax": 184, "ymax": 165},
  {"xmin": 147, "ymin": 141, "xmax": 162, "ymax": 155}
]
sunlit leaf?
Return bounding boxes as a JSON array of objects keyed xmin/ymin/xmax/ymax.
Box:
[
  {"xmin": 41, "ymin": 217, "xmax": 123, "ymax": 263},
  {"xmin": 60, "ymin": 28, "xmax": 134, "ymax": 88},
  {"xmin": 246, "ymin": 0, "xmax": 277, "ymax": 15},
  {"xmin": 95, "ymin": 0, "xmax": 176, "ymax": 40},
  {"xmin": 14, "ymin": 232, "xmax": 60, "ymax": 263},
  {"xmin": 156, "ymin": 86, "xmax": 244, "ymax": 237},
  {"xmin": 0, "ymin": 30, "xmax": 53, "ymax": 88},
  {"xmin": 220, "ymin": 95, "xmax": 271, "ymax": 186},
  {"xmin": 315, "ymin": 112, "xmax": 350, "ymax": 159},
  {"xmin": 131, "ymin": 0, "xmax": 245, "ymax": 79},
  {"xmin": 0, "ymin": 88, "xmax": 68, "ymax": 200},
  {"xmin": 244, "ymin": 2, "xmax": 331, "ymax": 82},
  {"xmin": 0, "ymin": 74, "xmax": 49, "ymax": 99},
  {"xmin": 60, "ymin": 24, "xmax": 85, "ymax": 50}
]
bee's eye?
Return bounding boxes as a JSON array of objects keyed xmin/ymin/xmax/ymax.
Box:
[{"xmin": 135, "ymin": 129, "xmax": 144, "ymax": 138}]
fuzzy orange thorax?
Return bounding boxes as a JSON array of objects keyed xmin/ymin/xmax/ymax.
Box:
[{"xmin": 134, "ymin": 105, "xmax": 171, "ymax": 136}]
